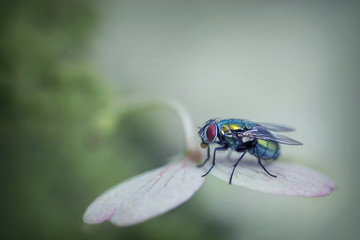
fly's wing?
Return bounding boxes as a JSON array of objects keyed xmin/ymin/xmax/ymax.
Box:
[
  {"xmin": 254, "ymin": 123, "xmax": 295, "ymax": 132},
  {"xmin": 256, "ymin": 133, "xmax": 303, "ymax": 145},
  {"xmin": 242, "ymin": 128, "xmax": 303, "ymax": 145}
]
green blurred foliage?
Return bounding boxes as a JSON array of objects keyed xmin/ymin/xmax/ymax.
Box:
[{"xmin": 0, "ymin": 1, "xmax": 230, "ymax": 239}]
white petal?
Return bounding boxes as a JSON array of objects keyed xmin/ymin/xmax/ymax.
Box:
[
  {"xmin": 207, "ymin": 157, "xmax": 337, "ymax": 197},
  {"xmin": 83, "ymin": 158, "xmax": 205, "ymax": 226}
]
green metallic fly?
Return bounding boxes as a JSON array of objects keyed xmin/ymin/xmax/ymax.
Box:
[{"xmin": 198, "ymin": 119, "xmax": 302, "ymax": 184}]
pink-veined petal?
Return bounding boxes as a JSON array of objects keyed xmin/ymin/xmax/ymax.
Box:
[
  {"xmin": 207, "ymin": 157, "xmax": 337, "ymax": 197},
  {"xmin": 83, "ymin": 158, "xmax": 205, "ymax": 226}
]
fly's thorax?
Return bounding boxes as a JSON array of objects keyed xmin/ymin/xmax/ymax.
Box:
[
  {"xmin": 216, "ymin": 119, "xmax": 254, "ymax": 148},
  {"xmin": 217, "ymin": 119, "xmax": 253, "ymax": 137}
]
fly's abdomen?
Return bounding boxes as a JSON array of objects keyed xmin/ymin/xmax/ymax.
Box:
[{"xmin": 250, "ymin": 139, "xmax": 280, "ymax": 159}]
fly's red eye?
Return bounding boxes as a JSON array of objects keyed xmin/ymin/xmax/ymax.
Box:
[{"xmin": 206, "ymin": 124, "xmax": 217, "ymax": 142}]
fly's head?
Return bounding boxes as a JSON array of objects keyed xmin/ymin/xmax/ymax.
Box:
[{"xmin": 198, "ymin": 119, "xmax": 218, "ymax": 149}]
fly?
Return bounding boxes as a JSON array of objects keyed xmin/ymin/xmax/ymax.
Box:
[{"xmin": 198, "ymin": 119, "xmax": 302, "ymax": 184}]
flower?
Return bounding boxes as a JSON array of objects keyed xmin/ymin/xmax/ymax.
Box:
[{"xmin": 83, "ymin": 100, "xmax": 337, "ymax": 226}]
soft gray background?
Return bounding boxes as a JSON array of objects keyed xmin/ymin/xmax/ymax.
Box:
[{"xmin": 91, "ymin": 0, "xmax": 359, "ymax": 239}]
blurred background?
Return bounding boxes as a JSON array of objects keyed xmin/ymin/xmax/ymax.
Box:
[{"xmin": 1, "ymin": 0, "xmax": 359, "ymax": 239}]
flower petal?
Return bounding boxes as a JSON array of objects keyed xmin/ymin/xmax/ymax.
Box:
[
  {"xmin": 207, "ymin": 157, "xmax": 337, "ymax": 197},
  {"xmin": 83, "ymin": 158, "xmax": 205, "ymax": 226}
]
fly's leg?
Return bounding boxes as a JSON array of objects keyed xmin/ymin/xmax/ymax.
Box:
[
  {"xmin": 197, "ymin": 146, "xmax": 210, "ymax": 167},
  {"xmin": 202, "ymin": 146, "xmax": 228, "ymax": 177},
  {"xmin": 229, "ymin": 151, "xmax": 247, "ymax": 185},
  {"xmin": 255, "ymin": 146, "xmax": 277, "ymax": 178},
  {"xmin": 258, "ymin": 159, "xmax": 277, "ymax": 178}
]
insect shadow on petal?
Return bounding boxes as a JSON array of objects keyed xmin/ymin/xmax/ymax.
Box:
[{"xmin": 198, "ymin": 119, "xmax": 303, "ymax": 184}]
